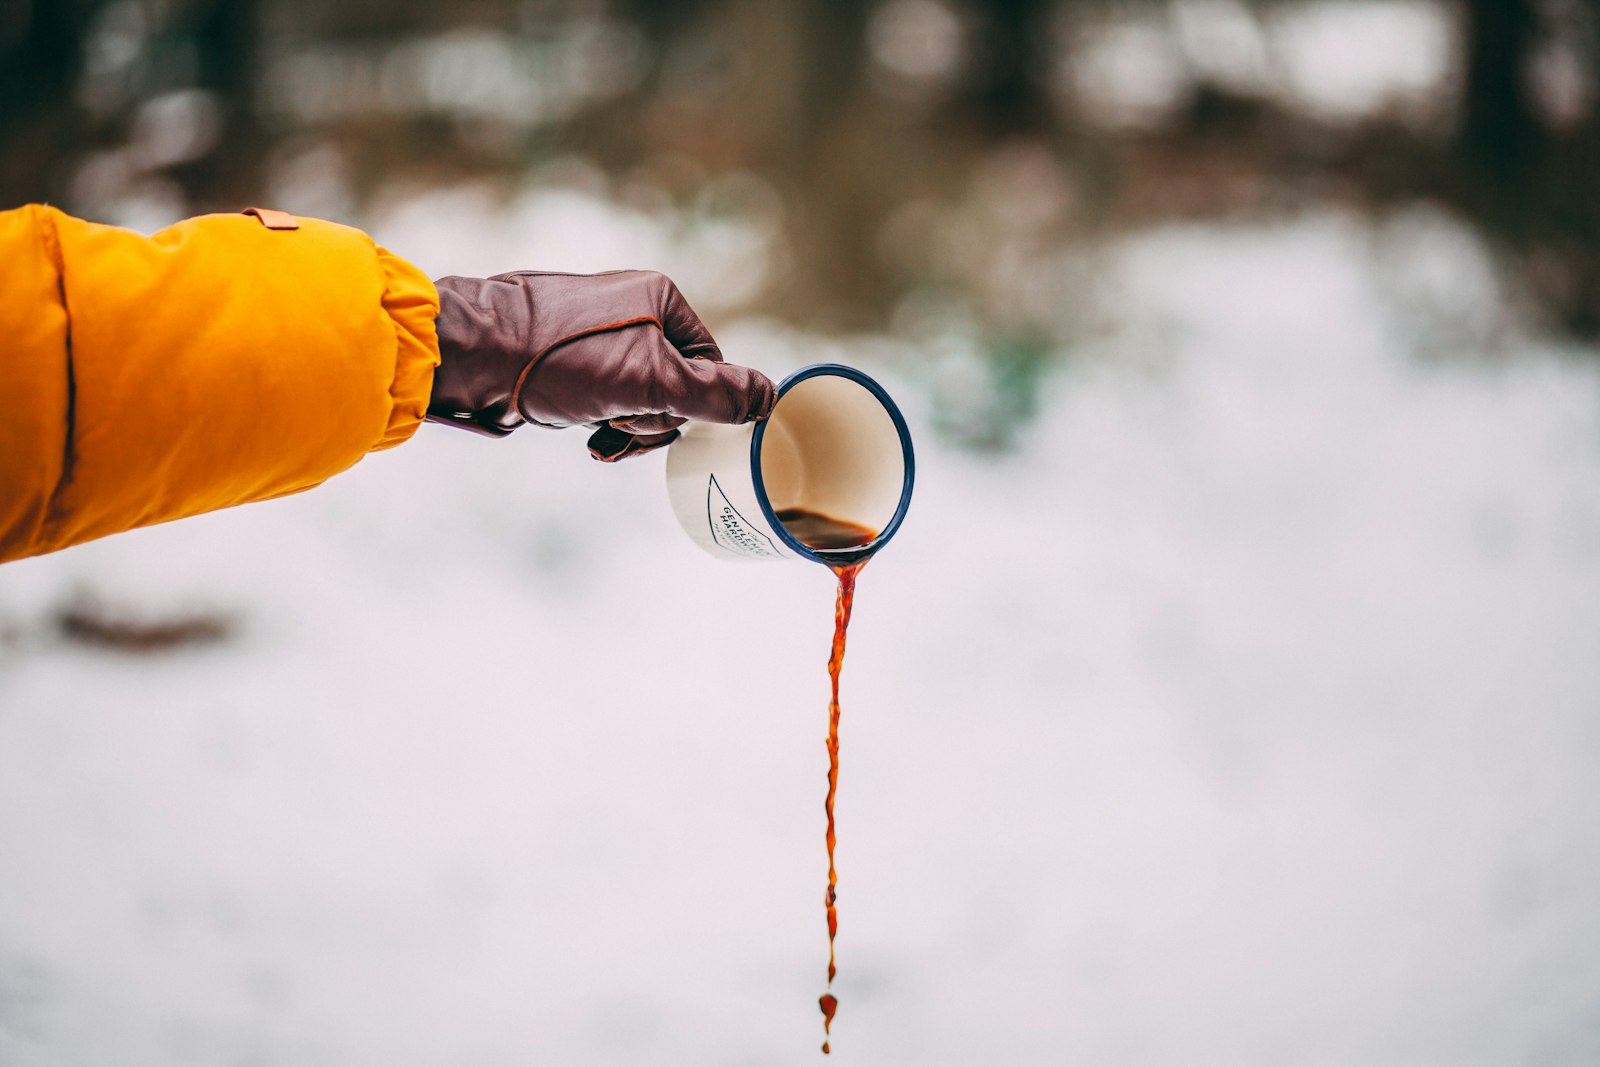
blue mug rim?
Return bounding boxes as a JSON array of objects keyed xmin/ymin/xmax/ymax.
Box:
[{"xmin": 749, "ymin": 363, "xmax": 916, "ymax": 566}]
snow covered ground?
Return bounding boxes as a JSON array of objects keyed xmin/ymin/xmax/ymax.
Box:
[{"xmin": 2, "ymin": 205, "xmax": 1599, "ymax": 1066}]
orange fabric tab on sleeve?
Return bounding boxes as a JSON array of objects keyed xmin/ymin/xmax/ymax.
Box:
[{"xmin": 242, "ymin": 207, "xmax": 300, "ymax": 230}]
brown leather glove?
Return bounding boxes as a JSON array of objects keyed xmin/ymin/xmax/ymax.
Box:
[{"xmin": 427, "ymin": 270, "xmax": 776, "ymax": 460}]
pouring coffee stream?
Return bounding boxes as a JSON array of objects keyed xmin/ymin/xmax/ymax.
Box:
[{"xmin": 775, "ymin": 508, "xmax": 880, "ymax": 1055}]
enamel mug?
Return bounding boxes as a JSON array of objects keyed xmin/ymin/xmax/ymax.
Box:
[{"xmin": 665, "ymin": 364, "xmax": 915, "ymax": 564}]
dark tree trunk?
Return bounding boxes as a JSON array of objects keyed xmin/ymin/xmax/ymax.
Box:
[
  {"xmin": 175, "ymin": 0, "xmax": 263, "ymax": 210},
  {"xmin": 716, "ymin": 0, "xmax": 889, "ymax": 326},
  {"xmin": 963, "ymin": 0, "xmax": 1053, "ymax": 137},
  {"xmin": 0, "ymin": 0, "xmax": 99, "ymax": 204},
  {"xmin": 1459, "ymin": 0, "xmax": 1541, "ymax": 190}
]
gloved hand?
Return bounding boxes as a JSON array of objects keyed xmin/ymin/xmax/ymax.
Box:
[{"xmin": 426, "ymin": 270, "xmax": 776, "ymax": 460}]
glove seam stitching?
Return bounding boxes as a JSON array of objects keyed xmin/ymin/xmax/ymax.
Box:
[{"xmin": 510, "ymin": 315, "xmax": 662, "ymax": 421}]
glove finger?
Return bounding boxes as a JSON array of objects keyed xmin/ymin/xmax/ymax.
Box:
[
  {"xmin": 661, "ymin": 356, "xmax": 777, "ymax": 425},
  {"xmin": 654, "ymin": 275, "xmax": 724, "ymax": 362},
  {"xmin": 588, "ymin": 425, "xmax": 680, "ymax": 462},
  {"xmin": 609, "ymin": 413, "xmax": 688, "ymax": 435}
]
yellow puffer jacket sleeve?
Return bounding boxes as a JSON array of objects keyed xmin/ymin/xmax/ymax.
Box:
[{"xmin": 0, "ymin": 205, "xmax": 440, "ymax": 564}]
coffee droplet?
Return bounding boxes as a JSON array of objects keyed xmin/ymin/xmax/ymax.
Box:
[{"xmin": 819, "ymin": 992, "xmax": 839, "ymax": 1054}]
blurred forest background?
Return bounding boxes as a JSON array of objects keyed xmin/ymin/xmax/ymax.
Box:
[
  {"xmin": 5, "ymin": 0, "xmax": 1600, "ymax": 444},
  {"xmin": 6, "ymin": 3, "xmax": 1600, "ymax": 1065}
]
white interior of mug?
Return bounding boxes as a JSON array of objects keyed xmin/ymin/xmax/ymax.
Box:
[{"xmin": 757, "ymin": 373, "xmax": 907, "ymax": 542}]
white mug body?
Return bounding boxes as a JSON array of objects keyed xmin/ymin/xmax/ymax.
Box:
[{"xmin": 665, "ymin": 364, "xmax": 915, "ymax": 565}]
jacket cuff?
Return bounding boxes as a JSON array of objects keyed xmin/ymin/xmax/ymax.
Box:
[{"xmin": 370, "ymin": 245, "xmax": 442, "ymax": 453}]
